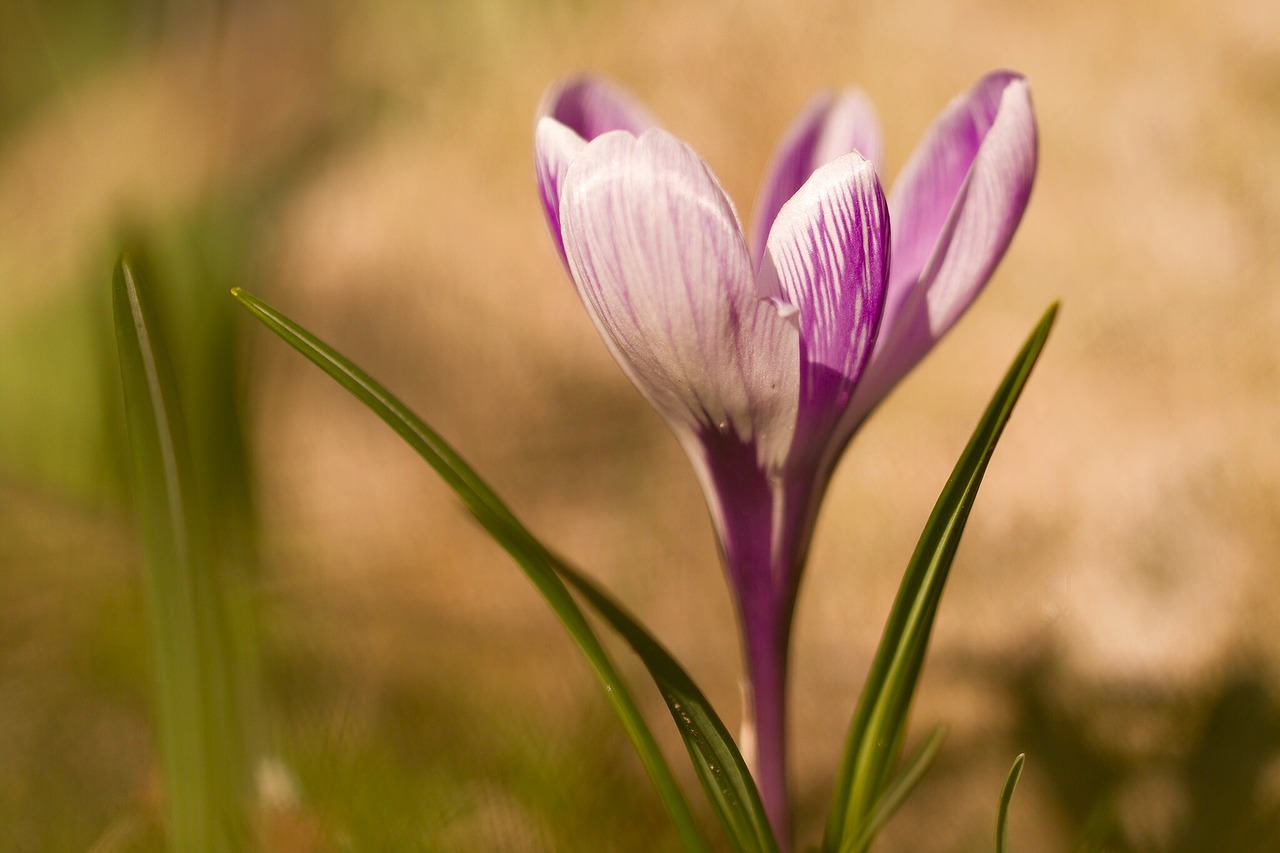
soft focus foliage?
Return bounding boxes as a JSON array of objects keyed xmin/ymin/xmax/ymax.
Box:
[{"xmin": 1, "ymin": 0, "xmax": 1279, "ymax": 850}]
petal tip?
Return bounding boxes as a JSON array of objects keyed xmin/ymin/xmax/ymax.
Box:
[{"xmin": 536, "ymin": 75, "xmax": 658, "ymax": 141}]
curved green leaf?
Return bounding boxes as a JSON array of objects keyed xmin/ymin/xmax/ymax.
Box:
[
  {"xmin": 824, "ymin": 304, "xmax": 1058, "ymax": 853},
  {"xmin": 232, "ymin": 288, "xmax": 777, "ymax": 852},
  {"xmin": 996, "ymin": 754, "xmax": 1026, "ymax": 853}
]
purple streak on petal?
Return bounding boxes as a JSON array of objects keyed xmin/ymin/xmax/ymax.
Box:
[
  {"xmin": 845, "ymin": 72, "xmax": 1038, "ymax": 431},
  {"xmin": 559, "ymin": 129, "xmax": 801, "ymax": 473},
  {"xmin": 757, "ymin": 152, "xmax": 889, "ymax": 464},
  {"xmin": 534, "ymin": 117, "xmax": 587, "ymax": 262},
  {"xmin": 537, "ymin": 75, "xmax": 658, "ymax": 139},
  {"xmin": 750, "ymin": 90, "xmax": 883, "ymax": 270}
]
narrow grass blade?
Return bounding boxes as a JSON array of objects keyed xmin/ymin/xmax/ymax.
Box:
[
  {"xmin": 996, "ymin": 754, "xmax": 1026, "ymax": 853},
  {"xmin": 231, "ymin": 288, "xmax": 722, "ymax": 852},
  {"xmin": 851, "ymin": 725, "xmax": 947, "ymax": 851},
  {"xmin": 113, "ymin": 256, "xmax": 248, "ymax": 852},
  {"xmin": 824, "ymin": 304, "xmax": 1058, "ymax": 853}
]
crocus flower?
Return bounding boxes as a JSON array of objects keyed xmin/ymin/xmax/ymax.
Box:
[{"xmin": 534, "ymin": 72, "xmax": 1036, "ymax": 844}]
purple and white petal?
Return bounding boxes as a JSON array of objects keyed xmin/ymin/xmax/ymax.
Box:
[
  {"xmin": 757, "ymin": 151, "xmax": 888, "ymax": 421},
  {"xmin": 847, "ymin": 73, "xmax": 1037, "ymax": 429},
  {"xmin": 537, "ymin": 76, "xmax": 659, "ymax": 140},
  {"xmin": 913, "ymin": 77, "xmax": 1036, "ymax": 335},
  {"xmin": 534, "ymin": 117, "xmax": 587, "ymax": 261},
  {"xmin": 560, "ymin": 129, "xmax": 800, "ymax": 472},
  {"xmin": 880, "ymin": 71, "xmax": 1028, "ymax": 336},
  {"xmin": 750, "ymin": 90, "xmax": 882, "ymax": 270}
]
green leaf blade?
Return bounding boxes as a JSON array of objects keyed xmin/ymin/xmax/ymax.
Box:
[
  {"xmin": 825, "ymin": 304, "xmax": 1059, "ymax": 853},
  {"xmin": 231, "ymin": 288, "xmax": 720, "ymax": 852}
]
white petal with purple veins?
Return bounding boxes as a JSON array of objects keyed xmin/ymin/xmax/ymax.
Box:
[
  {"xmin": 750, "ymin": 90, "xmax": 883, "ymax": 269},
  {"xmin": 758, "ymin": 152, "xmax": 888, "ymax": 400},
  {"xmin": 560, "ymin": 129, "xmax": 800, "ymax": 471}
]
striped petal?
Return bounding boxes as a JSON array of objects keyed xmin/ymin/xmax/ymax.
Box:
[
  {"xmin": 757, "ymin": 151, "xmax": 888, "ymax": 458},
  {"xmin": 913, "ymin": 76, "xmax": 1036, "ymax": 334},
  {"xmin": 880, "ymin": 71, "xmax": 1037, "ymax": 342},
  {"xmin": 559, "ymin": 129, "xmax": 800, "ymax": 472},
  {"xmin": 850, "ymin": 72, "xmax": 1038, "ymax": 426},
  {"xmin": 750, "ymin": 90, "xmax": 883, "ymax": 270}
]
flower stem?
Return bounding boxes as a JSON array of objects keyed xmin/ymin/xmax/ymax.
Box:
[
  {"xmin": 741, "ymin": 604, "xmax": 793, "ymax": 849},
  {"xmin": 699, "ymin": 434, "xmax": 823, "ymax": 851}
]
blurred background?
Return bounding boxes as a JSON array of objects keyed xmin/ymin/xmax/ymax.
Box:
[{"xmin": 1, "ymin": 0, "xmax": 1278, "ymax": 849}]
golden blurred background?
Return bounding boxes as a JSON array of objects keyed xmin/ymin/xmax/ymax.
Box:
[{"xmin": 1, "ymin": 0, "xmax": 1278, "ymax": 849}]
